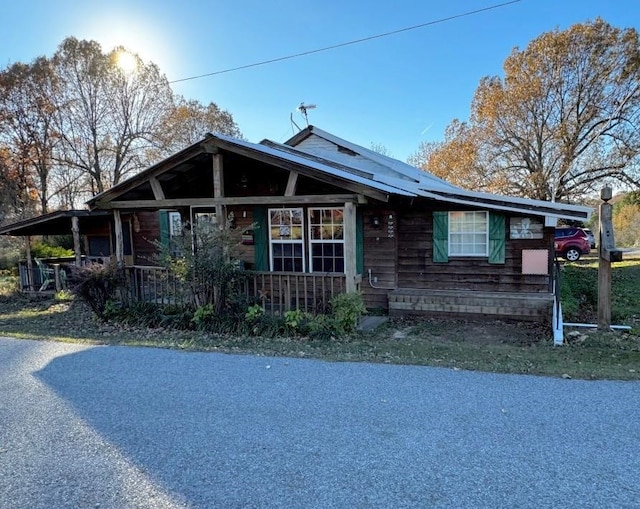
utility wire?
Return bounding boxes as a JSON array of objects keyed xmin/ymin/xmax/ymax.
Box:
[{"xmin": 169, "ymin": 0, "xmax": 521, "ymax": 84}]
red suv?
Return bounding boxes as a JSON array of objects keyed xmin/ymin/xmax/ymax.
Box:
[{"xmin": 554, "ymin": 227, "xmax": 591, "ymax": 261}]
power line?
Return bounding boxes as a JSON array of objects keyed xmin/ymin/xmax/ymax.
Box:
[{"xmin": 169, "ymin": 0, "xmax": 521, "ymax": 84}]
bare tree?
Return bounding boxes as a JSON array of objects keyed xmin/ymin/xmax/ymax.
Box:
[
  {"xmin": 0, "ymin": 36, "xmax": 243, "ymax": 210},
  {"xmin": 52, "ymin": 37, "xmax": 174, "ymax": 194}
]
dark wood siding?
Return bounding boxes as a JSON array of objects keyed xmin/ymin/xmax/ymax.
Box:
[
  {"xmin": 396, "ymin": 203, "xmax": 552, "ymax": 293},
  {"xmin": 132, "ymin": 210, "xmax": 161, "ymax": 265},
  {"xmin": 360, "ymin": 207, "xmax": 398, "ymax": 311}
]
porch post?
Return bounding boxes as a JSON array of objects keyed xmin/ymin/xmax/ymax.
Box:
[
  {"xmin": 25, "ymin": 236, "xmax": 34, "ymax": 291},
  {"xmin": 213, "ymin": 152, "xmax": 226, "ymax": 222},
  {"xmin": 71, "ymin": 216, "xmax": 82, "ymax": 266},
  {"xmin": 344, "ymin": 201, "xmax": 357, "ymax": 293},
  {"xmin": 113, "ymin": 210, "xmax": 124, "ymax": 266}
]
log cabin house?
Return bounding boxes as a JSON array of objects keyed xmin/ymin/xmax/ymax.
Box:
[{"xmin": 2, "ymin": 126, "xmax": 591, "ymax": 322}]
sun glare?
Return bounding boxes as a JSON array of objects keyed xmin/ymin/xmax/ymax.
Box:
[{"xmin": 116, "ymin": 50, "xmax": 138, "ymax": 73}]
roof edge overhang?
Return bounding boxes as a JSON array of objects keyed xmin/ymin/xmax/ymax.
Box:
[
  {"xmin": 86, "ymin": 139, "xmax": 211, "ymax": 208},
  {"xmin": 0, "ymin": 210, "xmax": 110, "ymax": 236},
  {"xmin": 420, "ymin": 190, "xmax": 592, "ymax": 221}
]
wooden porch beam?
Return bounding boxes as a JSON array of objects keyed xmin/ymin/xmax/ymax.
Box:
[
  {"xmin": 89, "ymin": 147, "xmax": 206, "ymax": 207},
  {"xmin": 104, "ymin": 194, "xmax": 363, "ymax": 209},
  {"xmin": 285, "ymin": 171, "xmax": 298, "ymax": 196},
  {"xmin": 149, "ymin": 177, "xmax": 165, "ymax": 200},
  {"xmin": 211, "ymin": 139, "xmax": 389, "ymax": 203}
]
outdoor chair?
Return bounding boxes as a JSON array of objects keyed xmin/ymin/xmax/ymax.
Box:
[{"xmin": 35, "ymin": 259, "xmax": 55, "ymax": 291}]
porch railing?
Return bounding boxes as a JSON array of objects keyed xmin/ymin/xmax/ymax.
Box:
[
  {"xmin": 122, "ymin": 266, "xmax": 189, "ymax": 307},
  {"xmin": 245, "ymin": 271, "xmax": 348, "ymax": 314},
  {"xmin": 122, "ymin": 265, "xmax": 350, "ymax": 314}
]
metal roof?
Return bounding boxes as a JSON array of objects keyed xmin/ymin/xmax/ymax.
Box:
[
  {"xmin": 282, "ymin": 126, "xmax": 592, "ymax": 221},
  {"xmin": 85, "ymin": 126, "xmax": 591, "ymax": 222}
]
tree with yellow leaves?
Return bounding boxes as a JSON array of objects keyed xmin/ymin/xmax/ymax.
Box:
[{"xmin": 411, "ymin": 19, "xmax": 640, "ymax": 202}]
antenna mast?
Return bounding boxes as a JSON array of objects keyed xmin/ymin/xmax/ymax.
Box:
[{"xmin": 297, "ymin": 102, "xmax": 317, "ymax": 127}]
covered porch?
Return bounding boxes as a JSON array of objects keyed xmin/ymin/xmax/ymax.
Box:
[{"xmin": 0, "ymin": 210, "xmax": 113, "ymax": 293}]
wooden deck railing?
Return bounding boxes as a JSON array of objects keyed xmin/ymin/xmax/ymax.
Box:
[
  {"xmin": 123, "ymin": 266, "xmax": 189, "ymax": 306},
  {"xmin": 244, "ymin": 271, "xmax": 348, "ymax": 314},
  {"xmin": 122, "ymin": 266, "xmax": 351, "ymax": 314}
]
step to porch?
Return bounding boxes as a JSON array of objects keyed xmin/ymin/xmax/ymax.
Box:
[{"xmin": 388, "ymin": 289, "xmax": 553, "ymax": 322}]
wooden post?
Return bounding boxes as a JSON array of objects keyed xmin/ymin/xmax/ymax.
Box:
[
  {"xmin": 113, "ymin": 210, "xmax": 124, "ymax": 267},
  {"xmin": 212, "ymin": 152, "xmax": 226, "ymax": 223},
  {"xmin": 25, "ymin": 236, "xmax": 34, "ymax": 291},
  {"xmin": 53, "ymin": 264, "xmax": 62, "ymax": 291},
  {"xmin": 344, "ymin": 201, "xmax": 357, "ymax": 293},
  {"xmin": 71, "ymin": 216, "xmax": 82, "ymax": 266},
  {"xmin": 285, "ymin": 171, "xmax": 298, "ymax": 196},
  {"xmin": 597, "ymin": 186, "xmax": 622, "ymax": 330}
]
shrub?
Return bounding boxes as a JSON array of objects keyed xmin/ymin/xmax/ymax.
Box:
[
  {"xmin": 31, "ymin": 241, "xmax": 73, "ymax": 259},
  {"xmin": 284, "ymin": 309, "xmax": 306, "ymax": 332},
  {"xmin": 0, "ymin": 273, "xmax": 18, "ymax": 296},
  {"xmin": 306, "ymin": 313, "xmax": 340, "ymax": 341},
  {"xmin": 156, "ymin": 218, "xmax": 250, "ymax": 313},
  {"xmin": 329, "ymin": 292, "xmax": 366, "ymax": 334},
  {"xmin": 0, "ymin": 237, "xmax": 20, "ymax": 270},
  {"xmin": 69, "ymin": 263, "xmax": 125, "ymax": 320},
  {"xmin": 192, "ymin": 303, "xmax": 216, "ymax": 330}
]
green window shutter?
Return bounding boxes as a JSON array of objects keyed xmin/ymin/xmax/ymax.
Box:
[
  {"xmin": 432, "ymin": 211, "xmax": 448, "ymax": 263},
  {"xmin": 253, "ymin": 207, "xmax": 268, "ymax": 271},
  {"xmin": 159, "ymin": 210, "xmax": 170, "ymax": 248},
  {"xmin": 356, "ymin": 209, "xmax": 364, "ymax": 275},
  {"xmin": 488, "ymin": 212, "xmax": 506, "ymax": 264}
]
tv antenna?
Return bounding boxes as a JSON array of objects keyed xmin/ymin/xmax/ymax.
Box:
[{"xmin": 297, "ymin": 102, "xmax": 316, "ymax": 126}]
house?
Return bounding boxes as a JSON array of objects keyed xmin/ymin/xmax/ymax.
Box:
[{"xmin": 2, "ymin": 126, "xmax": 591, "ymax": 322}]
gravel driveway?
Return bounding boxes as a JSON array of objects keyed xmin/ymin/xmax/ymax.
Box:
[{"xmin": 1, "ymin": 337, "xmax": 639, "ymax": 508}]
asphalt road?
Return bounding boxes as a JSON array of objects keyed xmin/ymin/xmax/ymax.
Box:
[{"xmin": 1, "ymin": 337, "xmax": 639, "ymax": 509}]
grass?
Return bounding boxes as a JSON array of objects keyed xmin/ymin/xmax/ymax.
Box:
[
  {"xmin": 560, "ymin": 255, "xmax": 640, "ymax": 324},
  {"xmin": 0, "ymin": 256, "xmax": 639, "ymax": 380}
]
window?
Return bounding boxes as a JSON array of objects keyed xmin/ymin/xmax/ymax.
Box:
[
  {"xmin": 308, "ymin": 208, "xmax": 345, "ymax": 272},
  {"xmin": 448, "ymin": 211, "xmax": 488, "ymax": 256},
  {"xmin": 168, "ymin": 211, "xmax": 182, "ymax": 236},
  {"xmin": 269, "ymin": 208, "xmax": 304, "ymax": 271}
]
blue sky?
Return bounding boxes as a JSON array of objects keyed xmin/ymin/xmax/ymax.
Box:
[{"xmin": 2, "ymin": 0, "xmax": 639, "ymax": 162}]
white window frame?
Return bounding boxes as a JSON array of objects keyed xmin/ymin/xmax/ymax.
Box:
[
  {"xmin": 168, "ymin": 211, "xmax": 182, "ymax": 237},
  {"xmin": 268, "ymin": 208, "xmax": 305, "ymax": 272},
  {"xmin": 448, "ymin": 211, "xmax": 489, "ymax": 257},
  {"xmin": 307, "ymin": 207, "xmax": 345, "ymax": 273}
]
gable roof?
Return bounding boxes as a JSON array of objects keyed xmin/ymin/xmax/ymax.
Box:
[{"xmin": 283, "ymin": 126, "xmax": 592, "ymax": 221}]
